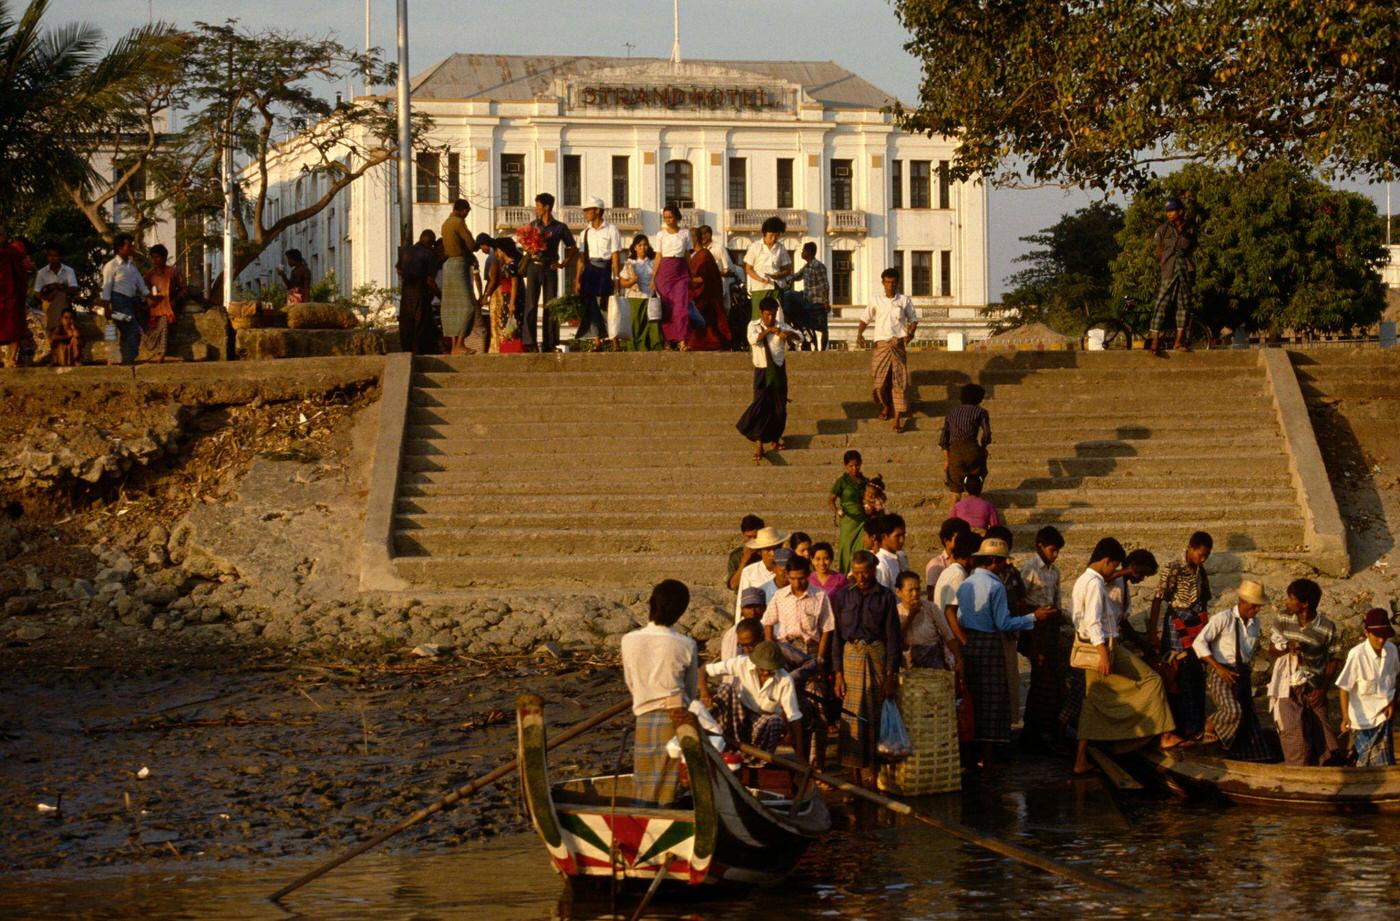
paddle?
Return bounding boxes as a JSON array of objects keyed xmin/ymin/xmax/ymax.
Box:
[
  {"xmin": 268, "ymin": 697, "xmax": 631, "ymax": 904},
  {"xmin": 738, "ymin": 743, "xmax": 1139, "ymax": 895}
]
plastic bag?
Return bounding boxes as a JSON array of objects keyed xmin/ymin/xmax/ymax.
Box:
[
  {"xmin": 687, "ymin": 301, "xmax": 706, "ymax": 330},
  {"xmin": 607, "ymin": 295, "xmax": 630, "ymax": 338},
  {"xmin": 645, "ymin": 296, "xmax": 663, "ymax": 321},
  {"xmin": 877, "ymin": 698, "xmax": 912, "ymax": 761}
]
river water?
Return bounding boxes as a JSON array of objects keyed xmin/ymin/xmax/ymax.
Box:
[{"xmin": 5, "ymin": 768, "xmax": 1398, "ymax": 920}]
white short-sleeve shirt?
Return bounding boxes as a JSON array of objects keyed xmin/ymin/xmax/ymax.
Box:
[
  {"xmin": 861, "ymin": 294, "xmax": 919, "ymax": 340},
  {"xmin": 747, "ymin": 318, "xmax": 794, "ymax": 369},
  {"xmin": 733, "ymin": 559, "xmax": 777, "ymax": 621},
  {"xmin": 1336, "ymin": 639, "xmax": 1400, "ymax": 730},
  {"xmin": 580, "ymin": 222, "xmax": 623, "ymax": 263},
  {"xmin": 35, "ymin": 263, "xmax": 78, "ymax": 295},
  {"xmin": 655, "ymin": 228, "xmax": 691, "ymax": 258},
  {"xmin": 744, "ymin": 241, "xmax": 790, "ymax": 291}
]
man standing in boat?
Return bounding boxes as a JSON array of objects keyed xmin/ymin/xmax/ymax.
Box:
[
  {"xmin": 1193, "ymin": 580, "xmax": 1272, "ymax": 762},
  {"xmin": 621, "ymin": 580, "xmax": 700, "ymax": 806},
  {"xmin": 1267, "ymin": 579, "xmax": 1342, "ymax": 766},
  {"xmin": 833, "ymin": 551, "xmax": 903, "ymax": 788}
]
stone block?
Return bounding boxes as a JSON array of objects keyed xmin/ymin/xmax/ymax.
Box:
[{"xmin": 235, "ymin": 327, "xmax": 388, "ymax": 361}]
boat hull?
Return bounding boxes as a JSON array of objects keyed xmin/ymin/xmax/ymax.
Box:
[
  {"xmin": 1139, "ymin": 748, "xmax": 1400, "ymax": 813},
  {"xmin": 516, "ymin": 696, "xmax": 829, "ymax": 889}
]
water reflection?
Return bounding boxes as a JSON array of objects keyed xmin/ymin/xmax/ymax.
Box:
[{"xmin": 5, "ymin": 780, "xmax": 1400, "ymax": 920}]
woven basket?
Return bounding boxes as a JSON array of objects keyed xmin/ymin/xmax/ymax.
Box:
[{"xmin": 879, "ymin": 668, "xmax": 960, "ymax": 795}]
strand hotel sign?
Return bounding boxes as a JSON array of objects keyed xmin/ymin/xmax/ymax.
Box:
[{"xmin": 568, "ymin": 82, "xmax": 796, "ymax": 115}]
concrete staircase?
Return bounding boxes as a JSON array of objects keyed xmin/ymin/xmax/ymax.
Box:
[{"xmin": 369, "ymin": 350, "xmax": 1327, "ymax": 593}]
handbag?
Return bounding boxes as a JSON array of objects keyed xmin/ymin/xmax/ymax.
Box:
[
  {"xmin": 606, "ymin": 295, "xmax": 630, "ymax": 339},
  {"xmin": 645, "ymin": 296, "xmax": 663, "ymax": 321},
  {"xmin": 687, "ymin": 300, "xmax": 706, "ymax": 330},
  {"xmin": 1070, "ymin": 636, "xmax": 1111, "ymax": 671}
]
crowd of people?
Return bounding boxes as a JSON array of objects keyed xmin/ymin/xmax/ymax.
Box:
[
  {"xmin": 621, "ymin": 445, "xmax": 1400, "ymax": 807},
  {"xmin": 0, "ymin": 229, "xmax": 186, "ymax": 368},
  {"xmin": 397, "ymin": 195, "xmax": 835, "ymax": 358}
]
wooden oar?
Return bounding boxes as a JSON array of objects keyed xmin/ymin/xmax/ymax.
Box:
[
  {"xmin": 629, "ymin": 852, "xmax": 673, "ymax": 921},
  {"xmin": 738, "ymin": 743, "xmax": 1138, "ymax": 895},
  {"xmin": 1087, "ymin": 746, "xmax": 1144, "ymax": 791},
  {"xmin": 268, "ymin": 697, "xmax": 631, "ymax": 904}
]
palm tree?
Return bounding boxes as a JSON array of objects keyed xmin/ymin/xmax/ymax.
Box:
[{"xmin": 0, "ymin": 0, "xmax": 179, "ymax": 215}]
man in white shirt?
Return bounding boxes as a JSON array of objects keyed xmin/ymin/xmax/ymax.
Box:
[
  {"xmin": 1192, "ymin": 579, "xmax": 1271, "ymax": 760},
  {"xmin": 99, "ymin": 233, "xmax": 150, "ymax": 366},
  {"xmin": 1070, "ymin": 538, "xmax": 1180, "ymax": 775},
  {"xmin": 34, "ymin": 244, "xmax": 79, "ymax": 332},
  {"xmin": 699, "ymin": 640, "xmax": 805, "ymax": 757},
  {"xmin": 856, "ymin": 268, "xmax": 919, "ymax": 433},
  {"xmin": 742, "ymin": 216, "xmax": 792, "ymax": 323},
  {"xmin": 1336, "ymin": 608, "xmax": 1399, "ymax": 766},
  {"xmin": 573, "ymin": 197, "xmax": 622, "ymax": 341},
  {"xmin": 932, "ymin": 530, "xmax": 979, "ymax": 647},
  {"xmin": 621, "ymin": 579, "xmax": 700, "ymax": 805},
  {"xmin": 874, "ymin": 513, "xmax": 907, "ymax": 591},
  {"xmin": 733, "ymin": 526, "xmax": 786, "ymax": 621}
]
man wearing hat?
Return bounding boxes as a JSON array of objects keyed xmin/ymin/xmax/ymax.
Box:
[
  {"xmin": 733, "ymin": 526, "xmax": 786, "ymax": 621},
  {"xmin": 1148, "ymin": 195, "xmax": 1198, "ymax": 355},
  {"xmin": 573, "ymin": 197, "xmax": 623, "ymax": 343},
  {"xmin": 699, "ymin": 640, "xmax": 806, "ymax": 758},
  {"xmin": 955, "ymin": 537, "xmax": 1055, "ymax": 770},
  {"xmin": 1193, "ymin": 580, "xmax": 1271, "ymax": 760},
  {"xmin": 1336, "ymin": 609, "xmax": 1399, "ymax": 766}
]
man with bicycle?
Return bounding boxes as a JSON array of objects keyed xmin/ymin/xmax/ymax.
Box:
[
  {"xmin": 1148, "ymin": 196, "xmax": 1198, "ymax": 355},
  {"xmin": 786, "ymin": 242, "xmax": 831, "ymax": 351}
]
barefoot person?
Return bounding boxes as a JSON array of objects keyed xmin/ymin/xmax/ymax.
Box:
[
  {"xmin": 832, "ymin": 550, "xmax": 901, "ymax": 788},
  {"xmin": 1337, "ymin": 609, "xmax": 1399, "ymax": 767},
  {"xmin": 1193, "ymin": 580, "xmax": 1272, "ymax": 760},
  {"xmin": 439, "ymin": 198, "xmax": 481, "ymax": 354},
  {"xmin": 941, "ymin": 384, "xmax": 991, "ymax": 508},
  {"xmin": 856, "ymin": 268, "xmax": 918, "ymax": 433},
  {"xmin": 620, "ymin": 580, "xmax": 700, "ymax": 806},
  {"xmin": 828, "ymin": 450, "xmax": 868, "ymax": 574},
  {"xmin": 1147, "ymin": 196, "xmax": 1198, "ymax": 355},
  {"xmin": 736, "ymin": 294, "xmax": 798, "ymax": 463}
]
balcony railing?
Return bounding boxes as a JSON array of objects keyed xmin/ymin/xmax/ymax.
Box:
[
  {"xmin": 826, "ymin": 210, "xmax": 868, "ymax": 235},
  {"xmin": 725, "ymin": 208, "xmax": 808, "ymax": 234},
  {"xmin": 560, "ymin": 206, "xmax": 643, "ymax": 231},
  {"xmin": 494, "ymin": 205, "xmax": 534, "ymax": 229}
]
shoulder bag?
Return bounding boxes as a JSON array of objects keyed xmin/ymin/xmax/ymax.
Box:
[{"xmin": 1070, "ymin": 635, "xmax": 1111, "ymax": 671}]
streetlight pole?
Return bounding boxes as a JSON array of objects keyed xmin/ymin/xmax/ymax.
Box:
[
  {"xmin": 222, "ymin": 44, "xmax": 235, "ymax": 307},
  {"xmin": 395, "ymin": 0, "xmax": 413, "ymax": 258}
]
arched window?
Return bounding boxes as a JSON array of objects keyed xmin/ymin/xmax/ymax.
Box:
[{"xmin": 664, "ymin": 159, "xmax": 693, "ymax": 208}]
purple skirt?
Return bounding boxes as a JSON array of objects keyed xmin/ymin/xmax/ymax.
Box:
[{"xmin": 656, "ymin": 256, "xmax": 691, "ymax": 343}]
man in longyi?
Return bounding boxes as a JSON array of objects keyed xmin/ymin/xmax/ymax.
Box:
[
  {"xmin": 856, "ymin": 268, "xmax": 918, "ymax": 433},
  {"xmin": 620, "ymin": 580, "xmax": 699, "ymax": 806},
  {"xmin": 1193, "ymin": 580, "xmax": 1272, "ymax": 762},
  {"xmin": 832, "ymin": 550, "xmax": 902, "ymax": 788},
  {"xmin": 700, "ymin": 640, "xmax": 806, "ymax": 758},
  {"xmin": 1071, "ymin": 538, "xmax": 1182, "ymax": 776},
  {"xmin": 1267, "ymin": 578, "xmax": 1342, "ymax": 766}
]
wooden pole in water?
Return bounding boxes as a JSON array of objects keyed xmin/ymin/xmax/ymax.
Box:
[
  {"xmin": 268, "ymin": 697, "xmax": 632, "ymax": 904},
  {"xmin": 739, "ymin": 743, "xmax": 1138, "ymax": 895}
]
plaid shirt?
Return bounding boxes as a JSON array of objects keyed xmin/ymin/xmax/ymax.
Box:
[
  {"xmin": 790, "ymin": 259, "xmax": 829, "ymax": 307},
  {"xmin": 939, "ymin": 404, "xmax": 991, "ymax": 449},
  {"xmin": 762, "ymin": 585, "xmax": 835, "ymax": 647}
]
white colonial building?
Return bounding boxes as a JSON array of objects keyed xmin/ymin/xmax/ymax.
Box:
[{"xmin": 235, "ymin": 53, "xmax": 992, "ymax": 342}]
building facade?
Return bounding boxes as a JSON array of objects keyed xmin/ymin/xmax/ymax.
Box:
[{"xmin": 237, "ymin": 54, "xmax": 991, "ymax": 341}]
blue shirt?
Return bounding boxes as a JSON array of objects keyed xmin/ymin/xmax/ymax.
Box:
[{"xmin": 955, "ymin": 568, "xmax": 1035, "ymax": 635}]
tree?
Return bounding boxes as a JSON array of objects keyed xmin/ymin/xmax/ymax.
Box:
[
  {"xmin": 1110, "ymin": 161, "xmax": 1388, "ymax": 335},
  {"xmin": 158, "ymin": 21, "xmax": 428, "ymax": 301},
  {"xmin": 891, "ymin": 1, "xmax": 1400, "ymax": 190},
  {"xmin": 0, "ymin": 0, "xmax": 179, "ymax": 215},
  {"xmin": 1000, "ymin": 201, "xmax": 1123, "ymax": 336}
]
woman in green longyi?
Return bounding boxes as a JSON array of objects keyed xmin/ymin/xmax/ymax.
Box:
[{"xmin": 827, "ymin": 449, "xmax": 868, "ymax": 573}]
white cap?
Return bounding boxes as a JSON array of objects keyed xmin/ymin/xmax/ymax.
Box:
[{"xmin": 584, "ymin": 196, "xmax": 605, "ymax": 211}]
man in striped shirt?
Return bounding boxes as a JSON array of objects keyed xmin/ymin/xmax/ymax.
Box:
[{"xmin": 940, "ymin": 383, "xmax": 991, "ymax": 507}]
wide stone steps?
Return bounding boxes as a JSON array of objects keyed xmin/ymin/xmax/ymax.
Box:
[{"xmin": 394, "ymin": 484, "xmax": 1301, "ymax": 514}]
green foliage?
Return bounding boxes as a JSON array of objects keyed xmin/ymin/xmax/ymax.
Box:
[
  {"xmin": 259, "ymin": 281, "xmax": 288, "ymax": 309},
  {"xmin": 891, "ymin": 1, "xmax": 1400, "ymax": 190},
  {"xmin": 1001, "ymin": 201, "xmax": 1124, "ymax": 336},
  {"xmin": 0, "ymin": 0, "xmax": 182, "ymax": 213},
  {"xmin": 544, "ymin": 294, "xmax": 585, "ymax": 326},
  {"xmin": 1110, "ymin": 162, "xmax": 1387, "ymax": 335},
  {"xmin": 309, "ymin": 270, "xmax": 338, "ymax": 303}
]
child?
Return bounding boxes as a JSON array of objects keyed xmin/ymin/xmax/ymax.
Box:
[
  {"xmin": 1018, "ymin": 525, "xmax": 1065, "ymax": 748},
  {"xmin": 941, "ymin": 382, "xmax": 991, "ymax": 506},
  {"xmin": 862, "ymin": 475, "xmax": 887, "ymax": 518},
  {"xmin": 620, "ymin": 580, "xmax": 700, "ymax": 805},
  {"xmin": 932, "ymin": 530, "xmax": 980, "ymax": 648},
  {"xmin": 809, "ymin": 542, "xmax": 846, "ymax": 598},
  {"xmin": 788, "ymin": 531, "xmax": 812, "ymax": 560},
  {"xmin": 876, "ymin": 513, "xmax": 907, "ymax": 591},
  {"xmin": 48, "ymin": 306, "xmax": 82, "ymax": 367},
  {"xmin": 950, "ymin": 475, "xmax": 999, "ymax": 535},
  {"xmin": 862, "ymin": 514, "xmax": 885, "ymax": 556},
  {"xmin": 898, "ymin": 571, "xmax": 958, "ymax": 671},
  {"xmin": 1336, "ymin": 608, "xmax": 1399, "ymax": 767},
  {"xmin": 926, "ymin": 517, "xmax": 972, "ymax": 601}
]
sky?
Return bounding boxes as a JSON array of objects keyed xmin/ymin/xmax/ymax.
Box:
[{"xmin": 53, "ymin": 0, "xmax": 1395, "ymax": 299}]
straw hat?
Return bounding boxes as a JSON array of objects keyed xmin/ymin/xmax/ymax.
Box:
[
  {"xmin": 1236, "ymin": 579, "xmax": 1267, "ymax": 606},
  {"xmin": 748, "ymin": 641, "xmax": 784, "ymax": 671},
  {"xmin": 745, "ymin": 526, "xmax": 787, "ymax": 550},
  {"xmin": 975, "ymin": 537, "xmax": 1010, "ymax": 558}
]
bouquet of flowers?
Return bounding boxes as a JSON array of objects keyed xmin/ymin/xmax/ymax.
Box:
[{"xmin": 515, "ymin": 223, "xmax": 546, "ymax": 268}]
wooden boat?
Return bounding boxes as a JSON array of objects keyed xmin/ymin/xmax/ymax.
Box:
[
  {"xmin": 1138, "ymin": 747, "xmax": 1400, "ymax": 813},
  {"xmin": 516, "ymin": 696, "xmax": 830, "ymax": 889}
]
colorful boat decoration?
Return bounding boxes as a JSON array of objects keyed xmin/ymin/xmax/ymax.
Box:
[{"xmin": 516, "ymin": 695, "xmax": 830, "ymax": 889}]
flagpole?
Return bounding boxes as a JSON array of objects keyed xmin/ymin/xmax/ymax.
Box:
[{"xmin": 395, "ymin": 0, "xmax": 413, "ymax": 256}]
